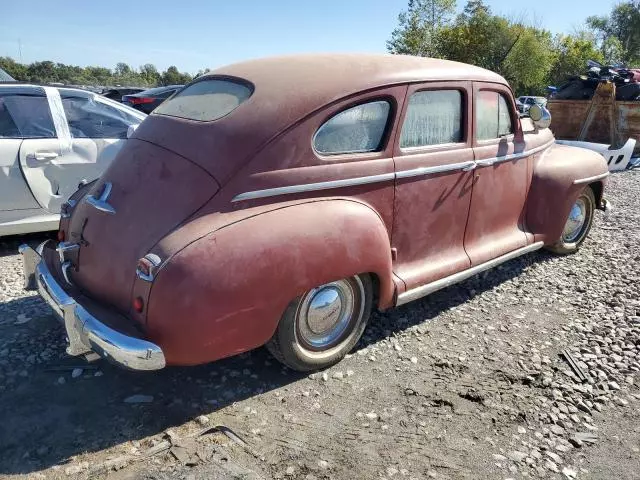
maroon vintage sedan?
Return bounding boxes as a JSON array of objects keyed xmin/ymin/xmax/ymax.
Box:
[{"xmin": 21, "ymin": 54, "xmax": 610, "ymax": 372}]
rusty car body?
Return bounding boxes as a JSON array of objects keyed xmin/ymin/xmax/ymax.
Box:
[{"xmin": 21, "ymin": 54, "xmax": 610, "ymax": 372}]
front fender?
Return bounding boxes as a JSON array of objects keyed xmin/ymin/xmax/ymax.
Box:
[
  {"xmin": 146, "ymin": 199, "xmax": 393, "ymax": 366},
  {"xmin": 526, "ymin": 144, "xmax": 608, "ymax": 244}
]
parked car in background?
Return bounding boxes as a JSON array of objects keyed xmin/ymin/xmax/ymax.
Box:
[
  {"xmin": 21, "ymin": 54, "xmax": 609, "ymax": 373},
  {"xmin": 0, "ymin": 83, "xmax": 146, "ymax": 236},
  {"xmin": 101, "ymin": 87, "xmax": 145, "ymax": 101},
  {"xmin": 517, "ymin": 96, "xmax": 547, "ymax": 115},
  {"xmin": 121, "ymin": 85, "xmax": 183, "ymax": 113}
]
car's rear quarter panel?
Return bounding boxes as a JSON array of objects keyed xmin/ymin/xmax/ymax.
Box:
[{"xmin": 146, "ymin": 200, "xmax": 394, "ymax": 366}]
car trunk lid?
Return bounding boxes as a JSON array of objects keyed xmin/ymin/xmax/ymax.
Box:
[{"xmin": 67, "ymin": 138, "xmax": 219, "ymax": 314}]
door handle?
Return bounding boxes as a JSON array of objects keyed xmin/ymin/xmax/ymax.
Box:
[
  {"xmin": 475, "ymin": 159, "xmax": 495, "ymax": 167},
  {"xmin": 462, "ymin": 162, "xmax": 477, "ymax": 171},
  {"xmin": 33, "ymin": 151, "xmax": 59, "ymax": 161}
]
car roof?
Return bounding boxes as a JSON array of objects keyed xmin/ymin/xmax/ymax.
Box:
[
  {"xmin": 206, "ymin": 53, "xmax": 507, "ymax": 95},
  {"xmin": 137, "ymin": 85, "xmax": 183, "ymax": 95},
  {"xmin": 0, "ymin": 82, "xmax": 96, "ymax": 97}
]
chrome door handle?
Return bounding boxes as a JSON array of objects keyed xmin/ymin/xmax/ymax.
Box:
[
  {"xmin": 462, "ymin": 162, "xmax": 477, "ymax": 172},
  {"xmin": 476, "ymin": 159, "xmax": 495, "ymax": 167},
  {"xmin": 33, "ymin": 151, "xmax": 59, "ymax": 161}
]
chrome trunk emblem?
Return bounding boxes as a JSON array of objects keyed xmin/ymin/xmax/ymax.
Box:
[{"xmin": 85, "ymin": 182, "xmax": 116, "ymax": 215}]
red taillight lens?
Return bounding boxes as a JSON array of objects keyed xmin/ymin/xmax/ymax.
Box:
[
  {"xmin": 128, "ymin": 97, "xmax": 155, "ymax": 105},
  {"xmin": 57, "ymin": 230, "xmax": 65, "ymax": 242},
  {"xmin": 133, "ymin": 296, "xmax": 144, "ymax": 313}
]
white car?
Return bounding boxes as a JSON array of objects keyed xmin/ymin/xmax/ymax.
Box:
[
  {"xmin": 0, "ymin": 84, "xmax": 145, "ymax": 236},
  {"xmin": 516, "ymin": 96, "xmax": 547, "ymax": 115}
]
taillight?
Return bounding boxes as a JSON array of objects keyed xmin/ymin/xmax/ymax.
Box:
[
  {"xmin": 57, "ymin": 230, "xmax": 65, "ymax": 242},
  {"xmin": 133, "ymin": 296, "xmax": 144, "ymax": 313},
  {"xmin": 136, "ymin": 254, "xmax": 162, "ymax": 282},
  {"xmin": 128, "ymin": 97, "xmax": 155, "ymax": 105}
]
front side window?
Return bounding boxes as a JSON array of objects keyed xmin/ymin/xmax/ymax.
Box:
[
  {"xmin": 476, "ymin": 91, "xmax": 513, "ymax": 141},
  {"xmin": 154, "ymin": 79, "xmax": 252, "ymax": 121},
  {"xmin": 0, "ymin": 94, "xmax": 56, "ymax": 139},
  {"xmin": 61, "ymin": 95, "xmax": 141, "ymax": 139},
  {"xmin": 400, "ymin": 90, "xmax": 462, "ymax": 148},
  {"xmin": 313, "ymin": 101, "xmax": 390, "ymax": 155}
]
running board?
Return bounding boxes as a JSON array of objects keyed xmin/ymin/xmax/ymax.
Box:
[{"xmin": 396, "ymin": 242, "xmax": 544, "ymax": 306}]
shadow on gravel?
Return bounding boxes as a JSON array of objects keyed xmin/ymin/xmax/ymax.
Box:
[
  {"xmin": 0, "ymin": 232, "xmax": 55, "ymax": 257},
  {"xmin": 0, "ymin": 249, "xmax": 555, "ymax": 475}
]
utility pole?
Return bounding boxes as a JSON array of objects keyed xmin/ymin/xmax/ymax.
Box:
[{"xmin": 18, "ymin": 39, "xmax": 23, "ymax": 63}]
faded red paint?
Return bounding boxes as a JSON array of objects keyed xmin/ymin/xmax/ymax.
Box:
[{"xmin": 53, "ymin": 54, "xmax": 608, "ymax": 367}]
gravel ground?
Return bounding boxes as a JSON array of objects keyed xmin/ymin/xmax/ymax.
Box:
[{"xmin": 0, "ymin": 172, "xmax": 639, "ymax": 480}]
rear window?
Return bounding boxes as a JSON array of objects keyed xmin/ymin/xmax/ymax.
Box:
[{"xmin": 154, "ymin": 79, "xmax": 252, "ymax": 121}]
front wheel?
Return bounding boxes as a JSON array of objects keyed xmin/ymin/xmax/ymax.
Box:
[
  {"xmin": 545, "ymin": 187, "xmax": 595, "ymax": 255},
  {"xmin": 266, "ymin": 274, "xmax": 373, "ymax": 371}
]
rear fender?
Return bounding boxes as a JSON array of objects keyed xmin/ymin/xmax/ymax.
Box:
[
  {"xmin": 146, "ymin": 199, "xmax": 393, "ymax": 366},
  {"xmin": 526, "ymin": 144, "xmax": 608, "ymax": 244}
]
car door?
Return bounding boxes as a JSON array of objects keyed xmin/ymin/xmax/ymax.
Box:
[
  {"xmin": 463, "ymin": 83, "xmax": 531, "ymax": 266},
  {"xmin": 59, "ymin": 90, "xmax": 145, "ymax": 188},
  {"xmin": 392, "ymin": 82, "xmax": 475, "ymax": 292},
  {"xmin": 0, "ymin": 89, "xmax": 50, "ymax": 212},
  {"xmin": 18, "ymin": 88, "xmax": 143, "ymax": 213}
]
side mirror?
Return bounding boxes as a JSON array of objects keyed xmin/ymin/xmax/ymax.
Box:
[
  {"xmin": 529, "ymin": 104, "xmax": 551, "ymax": 129},
  {"xmin": 127, "ymin": 124, "xmax": 139, "ymax": 139}
]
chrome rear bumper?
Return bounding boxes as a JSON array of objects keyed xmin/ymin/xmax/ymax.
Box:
[{"xmin": 19, "ymin": 242, "xmax": 165, "ymax": 371}]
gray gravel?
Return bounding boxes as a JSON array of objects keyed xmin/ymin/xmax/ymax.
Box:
[{"xmin": 0, "ymin": 172, "xmax": 639, "ymax": 479}]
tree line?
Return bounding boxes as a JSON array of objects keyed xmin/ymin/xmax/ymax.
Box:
[
  {"xmin": 1, "ymin": 1, "xmax": 638, "ymax": 94},
  {"xmin": 0, "ymin": 58, "xmax": 206, "ymax": 88},
  {"xmin": 388, "ymin": 0, "xmax": 640, "ymax": 95}
]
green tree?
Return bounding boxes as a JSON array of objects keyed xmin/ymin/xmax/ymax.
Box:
[
  {"xmin": 115, "ymin": 62, "xmax": 132, "ymax": 77},
  {"xmin": 0, "ymin": 57, "xmax": 27, "ymax": 80},
  {"xmin": 386, "ymin": 0, "xmax": 456, "ymax": 56},
  {"xmin": 547, "ymin": 35, "xmax": 604, "ymax": 86},
  {"xmin": 160, "ymin": 66, "xmax": 192, "ymax": 86},
  {"xmin": 587, "ymin": 1, "xmax": 640, "ymax": 64},
  {"xmin": 139, "ymin": 63, "xmax": 160, "ymax": 86},
  {"xmin": 435, "ymin": 1, "xmax": 554, "ymax": 94}
]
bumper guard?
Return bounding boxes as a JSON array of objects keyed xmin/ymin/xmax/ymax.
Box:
[{"xmin": 19, "ymin": 242, "xmax": 165, "ymax": 371}]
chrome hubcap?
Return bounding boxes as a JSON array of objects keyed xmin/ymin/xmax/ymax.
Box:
[
  {"xmin": 297, "ymin": 278, "xmax": 364, "ymax": 350},
  {"xmin": 562, "ymin": 198, "xmax": 587, "ymax": 243}
]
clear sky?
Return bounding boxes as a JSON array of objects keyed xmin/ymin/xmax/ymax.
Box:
[{"xmin": 1, "ymin": 0, "xmax": 618, "ymax": 74}]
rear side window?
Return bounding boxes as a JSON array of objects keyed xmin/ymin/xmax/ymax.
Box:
[
  {"xmin": 476, "ymin": 91, "xmax": 513, "ymax": 141},
  {"xmin": 61, "ymin": 95, "xmax": 142, "ymax": 139},
  {"xmin": 314, "ymin": 101, "xmax": 391, "ymax": 155},
  {"xmin": 154, "ymin": 79, "xmax": 252, "ymax": 121},
  {"xmin": 0, "ymin": 94, "xmax": 55, "ymax": 139},
  {"xmin": 400, "ymin": 90, "xmax": 462, "ymax": 148}
]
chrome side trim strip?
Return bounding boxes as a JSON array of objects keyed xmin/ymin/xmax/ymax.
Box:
[
  {"xmin": 396, "ymin": 242, "xmax": 544, "ymax": 306},
  {"xmin": 478, "ymin": 139, "xmax": 556, "ymax": 167},
  {"xmin": 232, "ymin": 172, "xmax": 396, "ymax": 202},
  {"xmin": 232, "ymin": 141, "xmax": 555, "ymax": 202},
  {"xmin": 573, "ymin": 172, "xmax": 610, "ymax": 185},
  {"xmin": 395, "ymin": 160, "xmax": 476, "ymax": 179}
]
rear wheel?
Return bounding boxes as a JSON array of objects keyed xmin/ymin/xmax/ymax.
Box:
[
  {"xmin": 267, "ymin": 274, "xmax": 373, "ymax": 371},
  {"xmin": 545, "ymin": 187, "xmax": 595, "ymax": 255}
]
